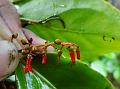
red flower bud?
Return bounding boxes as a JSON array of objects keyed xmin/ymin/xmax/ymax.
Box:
[
  {"xmin": 28, "ymin": 38, "xmax": 33, "ymax": 44},
  {"xmin": 69, "ymin": 51, "xmax": 75, "ymax": 64},
  {"xmin": 76, "ymin": 50, "xmax": 80, "ymax": 59},
  {"xmin": 42, "ymin": 55, "xmax": 47, "ymax": 64},
  {"xmin": 24, "ymin": 65, "xmax": 32, "ymax": 73},
  {"xmin": 54, "ymin": 39, "xmax": 61, "ymax": 45},
  {"xmin": 24, "ymin": 55, "xmax": 33, "ymax": 73},
  {"xmin": 12, "ymin": 33, "xmax": 18, "ymax": 39},
  {"xmin": 21, "ymin": 39, "xmax": 28, "ymax": 45}
]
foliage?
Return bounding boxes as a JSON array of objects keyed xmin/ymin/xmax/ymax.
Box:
[{"xmin": 9, "ymin": 0, "xmax": 120, "ymax": 88}]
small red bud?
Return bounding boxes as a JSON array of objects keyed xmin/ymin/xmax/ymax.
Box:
[
  {"xmin": 10, "ymin": 33, "xmax": 18, "ymax": 42},
  {"xmin": 24, "ymin": 55, "xmax": 33, "ymax": 73},
  {"xmin": 21, "ymin": 39, "xmax": 28, "ymax": 45},
  {"xmin": 69, "ymin": 51, "xmax": 75, "ymax": 64},
  {"xmin": 76, "ymin": 50, "xmax": 80, "ymax": 59},
  {"xmin": 24, "ymin": 66, "xmax": 32, "ymax": 73},
  {"xmin": 54, "ymin": 39, "xmax": 62, "ymax": 45},
  {"xmin": 28, "ymin": 38, "xmax": 33, "ymax": 44},
  {"xmin": 42, "ymin": 54, "xmax": 47, "ymax": 64},
  {"xmin": 12, "ymin": 33, "xmax": 18, "ymax": 39}
]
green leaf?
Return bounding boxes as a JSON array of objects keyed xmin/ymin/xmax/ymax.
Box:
[
  {"xmin": 15, "ymin": 64, "xmax": 27, "ymax": 89},
  {"xmin": 32, "ymin": 69, "xmax": 56, "ymax": 89},
  {"xmin": 25, "ymin": 72, "xmax": 42, "ymax": 89},
  {"xmin": 32, "ymin": 54, "xmax": 114, "ymax": 89},
  {"xmin": 15, "ymin": 64, "xmax": 56, "ymax": 89},
  {"xmin": 18, "ymin": 0, "xmax": 106, "ymax": 21},
  {"xmin": 20, "ymin": 0, "xmax": 120, "ymax": 61}
]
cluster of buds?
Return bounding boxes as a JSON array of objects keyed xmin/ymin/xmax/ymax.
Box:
[
  {"xmin": 54, "ymin": 39, "xmax": 80, "ymax": 64},
  {"xmin": 18, "ymin": 38, "xmax": 80, "ymax": 73}
]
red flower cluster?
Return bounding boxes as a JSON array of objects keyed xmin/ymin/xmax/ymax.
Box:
[
  {"xmin": 54, "ymin": 39, "xmax": 81, "ymax": 64},
  {"xmin": 20, "ymin": 38, "xmax": 80, "ymax": 73}
]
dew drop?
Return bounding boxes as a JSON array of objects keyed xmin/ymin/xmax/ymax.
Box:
[
  {"xmin": 53, "ymin": 13, "xmax": 56, "ymax": 16},
  {"xmin": 59, "ymin": 4, "xmax": 65, "ymax": 8},
  {"xmin": 14, "ymin": 5, "xmax": 20, "ymax": 11},
  {"xmin": 42, "ymin": 21, "xmax": 46, "ymax": 23}
]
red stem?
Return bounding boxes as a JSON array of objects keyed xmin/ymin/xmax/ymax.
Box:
[{"xmin": 58, "ymin": 55, "xmax": 60, "ymax": 64}]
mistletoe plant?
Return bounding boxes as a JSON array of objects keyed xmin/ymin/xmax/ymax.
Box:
[
  {"xmin": 1, "ymin": 0, "xmax": 120, "ymax": 89},
  {"xmin": 18, "ymin": 36, "xmax": 80, "ymax": 73}
]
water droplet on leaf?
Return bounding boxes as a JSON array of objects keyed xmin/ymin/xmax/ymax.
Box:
[{"xmin": 59, "ymin": 5, "xmax": 65, "ymax": 8}]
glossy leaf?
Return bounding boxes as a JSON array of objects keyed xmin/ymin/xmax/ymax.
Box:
[
  {"xmin": 15, "ymin": 64, "xmax": 55, "ymax": 89},
  {"xmin": 18, "ymin": 0, "xmax": 120, "ymax": 61},
  {"xmin": 16, "ymin": 0, "xmax": 120, "ymax": 88},
  {"xmin": 32, "ymin": 54, "xmax": 114, "ymax": 89},
  {"xmin": 18, "ymin": 0, "xmax": 109, "ymax": 21},
  {"xmin": 15, "ymin": 64, "xmax": 27, "ymax": 89}
]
